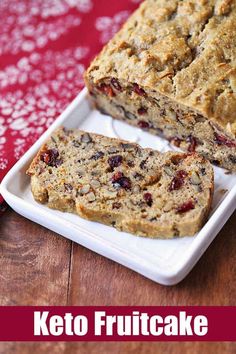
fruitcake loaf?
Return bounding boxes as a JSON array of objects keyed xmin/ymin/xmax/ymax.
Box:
[
  {"xmin": 84, "ymin": 0, "xmax": 236, "ymax": 171},
  {"xmin": 27, "ymin": 128, "xmax": 214, "ymax": 238}
]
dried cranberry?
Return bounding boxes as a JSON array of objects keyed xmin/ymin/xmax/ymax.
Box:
[
  {"xmin": 119, "ymin": 177, "xmax": 132, "ymax": 190},
  {"xmin": 89, "ymin": 90, "xmax": 95, "ymax": 97},
  {"xmin": 108, "ymin": 155, "xmax": 123, "ymax": 169},
  {"xmin": 187, "ymin": 135, "xmax": 197, "ymax": 152},
  {"xmin": 169, "ymin": 178, "xmax": 182, "ymax": 191},
  {"xmin": 111, "ymin": 78, "xmax": 122, "ymax": 91},
  {"xmin": 138, "ymin": 107, "xmax": 148, "ymax": 115},
  {"xmin": 112, "ymin": 172, "xmax": 132, "ymax": 190},
  {"xmin": 169, "ymin": 170, "xmax": 188, "ymax": 191},
  {"xmin": 112, "ymin": 202, "xmax": 122, "ymax": 209},
  {"xmin": 40, "ymin": 149, "xmax": 62, "ymax": 167},
  {"xmin": 98, "ymin": 83, "xmax": 115, "ymax": 97},
  {"xmin": 177, "ymin": 200, "xmax": 195, "ymax": 213},
  {"xmin": 144, "ymin": 193, "xmax": 153, "ymax": 207},
  {"xmin": 41, "ymin": 151, "xmax": 51, "ymax": 165},
  {"xmin": 138, "ymin": 121, "xmax": 150, "ymax": 130},
  {"xmin": 133, "ymin": 83, "xmax": 146, "ymax": 96},
  {"xmin": 177, "ymin": 170, "xmax": 188, "ymax": 179},
  {"xmin": 112, "ymin": 171, "xmax": 123, "ymax": 182},
  {"xmin": 214, "ymin": 133, "xmax": 236, "ymax": 148}
]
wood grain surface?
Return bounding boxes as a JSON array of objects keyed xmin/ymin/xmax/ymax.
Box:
[{"xmin": 0, "ymin": 208, "xmax": 236, "ymax": 354}]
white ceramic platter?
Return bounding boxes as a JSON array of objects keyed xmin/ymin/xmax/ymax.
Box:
[{"xmin": 1, "ymin": 88, "xmax": 236, "ymax": 285}]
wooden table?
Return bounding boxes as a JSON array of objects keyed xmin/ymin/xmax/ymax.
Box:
[{"xmin": 1, "ymin": 208, "xmax": 236, "ymax": 353}]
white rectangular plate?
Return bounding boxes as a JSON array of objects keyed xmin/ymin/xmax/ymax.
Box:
[{"xmin": 1, "ymin": 88, "xmax": 236, "ymax": 285}]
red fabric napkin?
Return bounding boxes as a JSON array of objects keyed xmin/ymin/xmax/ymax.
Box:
[{"xmin": 0, "ymin": 0, "xmax": 142, "ymax": 209}]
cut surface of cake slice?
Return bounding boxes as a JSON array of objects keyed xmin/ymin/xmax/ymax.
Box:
[{"xmin": 27, "ymin": 128, "xmax": 214, "ymax": 238}]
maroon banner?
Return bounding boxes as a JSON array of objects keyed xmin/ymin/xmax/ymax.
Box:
[{"xmin": 0, "ymin": 307, "xmax": 235, "ymax": 342}]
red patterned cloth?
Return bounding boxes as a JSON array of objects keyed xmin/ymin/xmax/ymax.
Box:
[{"xmin": 0, "ymin": 0, "xmax": 141, "ymax": 208}]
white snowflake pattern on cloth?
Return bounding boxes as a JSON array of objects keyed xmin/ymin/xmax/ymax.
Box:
[
  {"xmin": 0, "ymin": 47, "xmax": 89, "ymax": 89},
  {"xmin": 0, "ymin": 14, "xmax": 82, "ymax": 55},
  {"xmin": 1, "ymin": 0, "xmax": 93, "ymax": 18},
  {"xmin": 0, "ymin": 46, "xmax": 89, "ymax": 162},
  {"xmin": 95, "ymin": 11, "xmax": 131, "ymax": 44},
  {"xmin": 65, "ymin": 0, "xmax": 93, "ymax": 13},
  {"xmin": 0, "ymin": 158, "xmax": 8, "ymax": 170},
  {"xmin": 0, "ymin": 118, "xmax": 8, "ymax": 170},
  {"xmin": 0, "ymin": 0, "xmax": 91, "ymax": 55}
]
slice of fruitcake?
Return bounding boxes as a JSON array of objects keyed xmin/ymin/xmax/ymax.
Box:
[{"xmin": 27, "ymin": 127, "xmax": 214, "ymax": 238}]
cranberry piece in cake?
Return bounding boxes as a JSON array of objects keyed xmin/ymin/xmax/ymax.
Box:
[
  {"xmin": 144, "ymin": 193, "xmax": 153, "ymax": 207},
  {"xmin": 40, "ymin": 149, "xmax": 62, "ymax": 167},
  {"xmin": 108, "ymin": 155, "xmax": 123, "ymax": 169},
  {"xmin": 133, "ymin": 83, "xmax": 146, "ymax": 96},
  {"xmin": 112, "ymin": 172, "xmax": 132, "ymax": 190},
  {"xmin": 138, "ymin": 107, "xmax": 148, "ymax": 115},
  {"xmin": 214, "ymin": 133, "xmax": 236, "ymax": 148},
  {"xmin": 177, "ymin": 200, "xmax": 195, "ymax": 214},
  {"xmin": 138, "ymin": 121, "xmax": 150, "ymax": 130},
  {"xmin": 187, "ymin": 135, "xmax": 197, "ymax": 153},
  {"xmin": 169, "ymin": 170, "xmax": 188, "ymax": 191},
  {"xmin": 98, "ymin": 83, "xmax": 115, "ymax": 97}
]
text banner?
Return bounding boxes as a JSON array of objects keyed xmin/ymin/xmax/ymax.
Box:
[{"xmin": 0, "ymin": 307, "xmax": 235, "ymax": 341}]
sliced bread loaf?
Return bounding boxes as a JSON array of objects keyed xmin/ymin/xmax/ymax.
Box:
[
  {"xmin": 27, "ymin": 128, "xmax": 214, "ymax": 238},
  {"xmin": 84, "ymin": 0, "xmax": 236, "ymax": 171}
]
